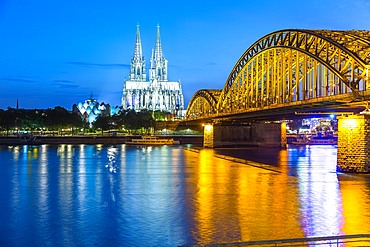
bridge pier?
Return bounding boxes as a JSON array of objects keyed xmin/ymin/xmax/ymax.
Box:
[
  {"xmin": 337, "ymin": 114, "xmax": 370, "ymax": 173},
  {"xmin": 203, "ymin": 122, "xmax": 286, "ymax": 148}
]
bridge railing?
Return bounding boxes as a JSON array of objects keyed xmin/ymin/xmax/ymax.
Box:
[{"xmin": 184, "ymin": 234, "xmax": 370, "ymax": 247}]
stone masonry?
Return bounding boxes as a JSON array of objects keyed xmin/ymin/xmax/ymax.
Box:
[{"xmin": 337, "ymin": 114, "xmax": 370, "ymax": 173}]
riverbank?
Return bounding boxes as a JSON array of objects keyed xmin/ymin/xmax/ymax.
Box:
[{"xmin": 0, "ymin": 135, "xmax": 203, "ymax": 145}]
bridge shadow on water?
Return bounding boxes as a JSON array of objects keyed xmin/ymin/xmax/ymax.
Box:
[
  {"xmin": 213, "ymin": 145, "xmax": 332, "ymax": 173},
  {"xmin": 214, "ymin": 146, "xmax": 284, "ymax": 167},
  {"xmin": 212, "ymin": 144, "xmax": 370, "ymax": 179}
]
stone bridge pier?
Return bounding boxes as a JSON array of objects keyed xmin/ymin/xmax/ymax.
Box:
[
  {"xmin": 203, "ymin": 122, "xmax": 287, "ymax": 148},
  {"xmin": 337, "ymin": 114, "xmax": 370, "ymax": 173},
  {"xmin": 202, "ymin": 115, "xmax": 370, "ymax": 173}
]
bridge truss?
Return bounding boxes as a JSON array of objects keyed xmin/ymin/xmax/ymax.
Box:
[
  {"xmin": 186, "ymin": 89, "xmax": 221, "ymax": 119},
  {"xmin": 186, "ymin": 29, "xmax": 370, "ymax": 120}
]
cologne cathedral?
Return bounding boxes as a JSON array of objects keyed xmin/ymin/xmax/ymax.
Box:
[{"xmin": 121, "ymin": 25, "xmax": 185, "ymax": 117}]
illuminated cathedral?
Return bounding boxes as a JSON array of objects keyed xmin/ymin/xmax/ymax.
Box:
[{"xmin": 121, "ymin": 25, "xmax": 185, "ymax": 117}]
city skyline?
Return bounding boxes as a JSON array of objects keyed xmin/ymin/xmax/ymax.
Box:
[{"xmin": 1, "ymin": 0, "xmax": 370, "ymax": 110}]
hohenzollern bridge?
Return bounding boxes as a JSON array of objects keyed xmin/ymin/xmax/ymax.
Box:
[{"xmin": 183, "ymin": 29, "xmax": 370, "ymax": 173}]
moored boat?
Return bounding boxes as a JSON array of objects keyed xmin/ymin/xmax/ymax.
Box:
[{"xmin": 125, "ymin": 136, "xmax": 180, "ymax": 145}]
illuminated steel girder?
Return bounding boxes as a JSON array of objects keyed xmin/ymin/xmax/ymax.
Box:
[
  {"xmin": 186, "ymin": 29, "xmax": 370, "ymax": 119},
  {"xmin": 186, "ymin": 89, "xmax": 221, "ymax": 119}
]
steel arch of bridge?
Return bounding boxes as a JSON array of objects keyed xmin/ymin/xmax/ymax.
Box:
[
  {"xmin": 186, "ymin": 29, "xmax": 370, "ymax": 119},
  {"xmin": 186, "ymin": 89, "xmax": 221, "ymax": 119}
]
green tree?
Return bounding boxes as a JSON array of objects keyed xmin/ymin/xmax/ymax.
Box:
[
  {"xmin": 152, "ymin": 110, "xmax": 171, "ymax": 121},
  {"xmin": 0, "ymin": 109, "xmax": 13, "ymax": 135},
  {"xmin": 122, "ymin": 109, "xmax": 155, "ymax": 134},
  {"xmin": 93, "ymin": 116, "xmax": 111, "ymax": 135},
  {"xmin": 44, "ymin": 107, "xmax": 83, "ymax": 134},
  {"xmin": 137, "ymin": 110, "xmax": 155, "ymax": 131},
  {"xmin": 122, "ymin": 110, "xmax": 138, "ymax": 133}
]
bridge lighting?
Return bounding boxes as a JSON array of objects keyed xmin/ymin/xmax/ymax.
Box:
[
  {"xmin": 341, "ymin": 118, "xmax": 359, "ymax": 130},
  {"xmin": 204, "ymin": 124, "xmax": 213, "ymax": 133},
  {"xmin": 360, "ymin": 109, "xmax": 370, "ymax": 115},
  {"xmin": 187, "ymin": 30, "xmax": 369, "ymax": 122}
]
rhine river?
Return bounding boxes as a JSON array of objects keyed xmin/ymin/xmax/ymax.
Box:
[{"xmin": 0, "ymin": 144, "xmax": 370, "ymax": 246}]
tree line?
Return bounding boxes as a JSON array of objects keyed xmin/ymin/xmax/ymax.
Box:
[
  {"xmin": 93, "ymin": 109, "xmax": 156, "ymax": 134},
  {"xmin": 0, "ymin": 107, "xmax": 158, "ymax": 135}
]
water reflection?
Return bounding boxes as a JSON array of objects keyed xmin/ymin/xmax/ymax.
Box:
[
  {"xmin": 340, "ymin": 173, "xmax": 370, "ymax": 234},
  {"xmin": 191, "ymin": 149, "xmax": 304, "ymax": 244},
  {"xmin": 77, "ymin": 145, "xmax": 87, "ymax": 210},
  {"xmin": 291, "ymin": 145, "xmax": 344, "ymax": 237},
  {"xmin": 58, "ymin": 144, "xmax": 74, "ymax": 173},
  {"xmin": 1, "ymin": 144, "xmax": 370, "ymax": 246},
  {"xmin": 198, "ymin": 145, "xmax": 370, "ymax": 244},
  {"xmin": 106, "ymin": 146, "xmax": 118, "ymax": 173}
]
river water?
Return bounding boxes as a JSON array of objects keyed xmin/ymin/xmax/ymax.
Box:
[{"xmin": 0, "ymin": 144, "xmax": 369, "ymax": 246}]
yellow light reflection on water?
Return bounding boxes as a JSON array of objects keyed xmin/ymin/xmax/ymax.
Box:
[
  {"xmin": 195, "ymin": 149, "xmax": 215, "ymax": 243},
  {"xmin": 189, "ymin": 148, "xmax": 305, "ymax": 245},
  {"xmin": 340, "ymin": 175, "xmax": 370, "ymax": 234},
  {"xmin": 12, "ymin": 146, "xmax": 20, "ymax": 161},
  {"xmin": 58, "ymin": 144, "xmax": 73, "ymax": 173},
  {"xmin": 236, "ymin": 159, "xmax": 303, "ymax": 241},
  {"xmin": 32, "ymin": 146, "xmax": 38, "ymax": 159}
]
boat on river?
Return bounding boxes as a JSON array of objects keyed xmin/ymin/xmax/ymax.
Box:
[{"xmin": 125, "ymin": 135, "xmax": 180, "ymax": 145}]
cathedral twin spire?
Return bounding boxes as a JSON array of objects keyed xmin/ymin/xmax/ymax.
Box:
[
  {"xmin": 129, "ymin": 24, "xmax": 146, "ymax": 82},
  {"xmin": 129, "ymin": 24, "xmax": 168, "ymax": 82},
  {"xmin": 133, "ymin": 24, "xmax": 143, "ymax": 62},
  {"xmin": 123, "ymin": 24, "xmax": 185, "ymax": 116}
]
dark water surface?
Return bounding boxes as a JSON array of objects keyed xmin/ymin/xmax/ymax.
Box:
[{"xmin": 0, "ymin": 144, "xmax": 369, "ymax": 247}]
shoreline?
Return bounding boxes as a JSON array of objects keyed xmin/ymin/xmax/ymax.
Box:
[{"xmin": 0, "ymin": 135, "xmax": 203, "ymax": 146}]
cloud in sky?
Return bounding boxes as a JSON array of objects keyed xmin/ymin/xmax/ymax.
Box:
[
  {"xmin": 52, "ymin": 80, "xmax": 79, "ymax": 89},
  {"xmin": 0, "ymin": 77, "xmax": 38, "ymax": 84}
]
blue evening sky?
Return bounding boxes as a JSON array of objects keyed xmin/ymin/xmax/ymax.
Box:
[{"xmin": 1, "ymin": 0, "xmax": 370, "ymax": 110}]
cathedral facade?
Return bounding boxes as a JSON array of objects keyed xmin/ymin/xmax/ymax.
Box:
[{"xmin": 121, "ymin": 25, "xmax": 185, "ymax": 118}]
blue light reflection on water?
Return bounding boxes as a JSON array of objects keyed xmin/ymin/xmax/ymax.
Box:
[
  {"xmin": 288, "ymin": 145, "xmax": 344, "ymax": 237},
  {"xmin": 0, "ymin": 144, "xmax": 370, "ymax": 246},
  {"xmin": 0, "ymin": 144, "xmax": 193, "ymax": 247}
]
